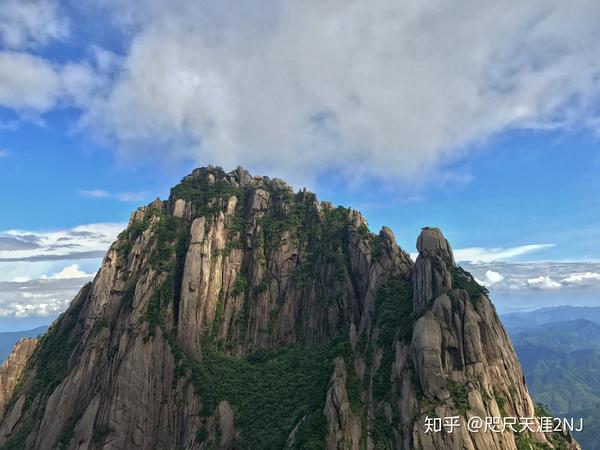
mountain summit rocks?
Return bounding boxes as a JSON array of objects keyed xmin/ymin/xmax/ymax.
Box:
[
  {"xmin": 0, "ymin": 167, "xmax": 579, "ymax": 449},
  {"xmin": 413, "ymin": 227, "xmax": 454, "ymax": 313}
]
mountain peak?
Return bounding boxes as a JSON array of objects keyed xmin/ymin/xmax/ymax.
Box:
[
  {"xmin": 413, "ymin": 226, "xmax": 455, "ymax": 313},
  {"xmin": 416, "ymin": 226, "xmax": 454, "ymax": 263},
  {"xmin": 0, "ymin": 167, "xmax": 579, "ymax": 450}
]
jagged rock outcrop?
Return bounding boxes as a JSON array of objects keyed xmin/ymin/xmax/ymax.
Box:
[
  {"xmin": 413, "ymin": 227, "xmax": 453, "ymax": 313},
  {"xmin": 0, "ymin": 338, "xmax": 37, "ymax": 422},
  {"xmin": 0, "ymin": 166, "xmax": 579, "ymax": 449},
  {"xmin": 405, "ymin": 228, "xmax": 579, "ymax": 449}
]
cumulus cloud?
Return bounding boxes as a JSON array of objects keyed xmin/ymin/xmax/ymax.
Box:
[
  {"xmin": 0, "ymin": 51, "xmax": 62, "ymax": 112},
  {"xmin": 475, "ymin": 269, "xmax": 505, "ymax": 287},
  {"xmin": 0, "ymin": 1, "xmax": 74, "ymax": 115},
  {"xmin": 3, "ymin": 1, "xmax": 600, "ymax": 180},
  {"xmin": 562, "ymin": 272, "xmax": 600, "ymax": 285},
  {"xmin": 72, "ymin": 0, "xmax": 600, "ymax": 181},
  {"xmin": 0, "ymin": 0, "xmax": 68, "ymax": 49},
  {"xmin": 0, "ymin": 50, "xmax": 110, "ymax": 117},
  {"xmin": 526, "ymin": 275, "xmax": 562, "ymax": 290},
  {"xmin": 41, "ymin": 264, "xmax": 95, "ymax": 280}
]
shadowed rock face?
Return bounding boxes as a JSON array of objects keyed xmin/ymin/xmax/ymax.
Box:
[{"xmin": 0, "ymin": 167, "xmax": 579, "ymax": 450}]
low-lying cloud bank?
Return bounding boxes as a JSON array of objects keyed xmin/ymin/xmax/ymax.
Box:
[
  {"xmin": 0, "ymin": 223, "xmax": 123, "ymax": 267},
  {"xmin": 0, "ymin": 277, "xmax": 93, "ymax": 318},
  {"xmin": 463, "ymin": 261, "xmax": 600, "ymax": 292},
  {"xmin": 0, "ymin": 223, "xmax": 123, "ymax": 320}
]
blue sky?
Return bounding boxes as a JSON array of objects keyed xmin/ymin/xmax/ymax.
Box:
[
  {"xmin": 3, "ymin": 120, "xmax": 599, "ymax": 260},
  {"xmin": 1, "ymin": 0, "xmax": 600, "ymax": 329}
]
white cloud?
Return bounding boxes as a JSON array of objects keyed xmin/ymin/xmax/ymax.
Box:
[
  {"xmin": 80, "ymin": 189, "xmax": 148, "ymax": 202},
  {"xmin": 0, "ymin": 0, "xmax": 68, "ymax": 49},
  {"xmin": 562, "ymin": 272, "xmax": 600, "ymax": 284},
  {"xmin": 2, "ymin": 2, "xmax": 600, "ymax": 180},
  {"xmin": 70, "ymin": 0, "xmax": 600, "ymax": 182},
  {"xmin": 0, "ymin": 51, "xmax": 110, "ymax": 117},
  {"xmin": 485, "ymin": 270, "xmax": 504, "ymax": 285},
  {"xmin": 61, "ymin": 61, "xmax": 107, "ymax": 107},
  {"xmin": 463, "ymin": 261, "xmax": 600, "ymax": 294},
  {"xmin": 453, "ymin": 244, "xmax": 554, "ymax": 263},
  {"xmin": 0, "ymin": 51, "xmax": 62, "ymax": 112},
  {"xmin": 0, "ymin": 44, "xmax": 108, "ymax": 116},
  {"xmin": 41, "ymin": 264, "xmax": 94, "ymax": 280},
  {"xmin": 0, "ymin": 301, "xmax": 65, "ymax": 318},
  {"xmin": 0, "ymin": 221, "xmax": 119, "ymax": 318},
  {"xmin": 0, "ymin": 277, "xmax": 92, "ymax": 318},
  {"xmin": 477, "ymin": 269, "xmax": 505, "ymax": 287},
  {"xmin": 12, "ymin": 276, "xmax": 30, "ymax": 283},
  {"xmin": 526, "ymin": 276, "xmax": 562, "ymax": 290},
  {"xmin": 0, "ymin": 222, "xmax": 124, "ymax": 267}
]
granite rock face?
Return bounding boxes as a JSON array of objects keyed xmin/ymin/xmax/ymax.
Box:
[
  {"xmin": 324, "ymin": 358, "xmax": 362, "ymax": 450},
  {"xmin": 406, "ymin": 228, "xmax": 579, "ymax": 450},
  {"xmin": 0, "ymin": 338, "xmax": 37, "ymax": 422},
  {"xmin": 0, "ymin": 167, "xmax": 579, "ymax": 449},
  {"xmin": 413, "ymin": 227, "xmax": 453, "ymax": 313}
]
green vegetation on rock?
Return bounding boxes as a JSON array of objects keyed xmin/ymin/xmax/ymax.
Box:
[
  {"xmin": 447, "ymin": 380, "xmax": 470, "ymax": 416},
  {"xmin": 452, "ymin": 266, "xmax": 489, "ymax": 301},
  {"xmin": 168, "ymin": 337, "xmax": 347, "ymax": 449},
  {"xmin": 170, "ymin": 167, "xmax": 244, "ymax": 218},
  {"xmin": 372, "ymin": 277, "xmax": 413, "ymax": 403}
]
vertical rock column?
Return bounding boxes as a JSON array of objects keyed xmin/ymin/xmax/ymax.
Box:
[
  {"xmin": 413, "ymin": 227, "xmax": 454, "ymax": 313},
  {"xmin": 411, "ymin": 227, "xmax": 456, "ymax": 400}
]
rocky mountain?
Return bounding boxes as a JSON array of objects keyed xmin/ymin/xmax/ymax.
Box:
[
  {"xmin": 0, "ymin": 339, "xmax": 37, "ymax": 424},
  {"xmin": 0, "ymin": 167, "xmax": 580, "ymax": 449},
  {"xmin": 0, "ymin": 327, "xmax": 47, "ymax": 363}
]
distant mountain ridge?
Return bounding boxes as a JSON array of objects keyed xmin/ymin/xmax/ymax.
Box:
[
  {"xmin": 505, "ymin": 308, "xmax": 600, "ymax": 450},
  {"xmin": 0, "ymin": 326, "xmax": 47, "ymax": 363},
  {"xmin": 503, "ymin": 305, "xmax": 600, "ymax": 333},
  {"xmin": 514, "ymin": 319, "xmax": 600, "ymax": 354}
]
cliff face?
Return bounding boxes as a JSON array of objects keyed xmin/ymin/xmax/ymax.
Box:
[
  {"xmin": 0, "ymin": 167, "xmax": 579, "ymax": 449},
  {"xmin": 0, "ymin": 338, "xmax": 37, "ymax": 424}
]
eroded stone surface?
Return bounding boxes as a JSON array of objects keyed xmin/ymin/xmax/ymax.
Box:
[{"xmin": 0, "ymin": 168, "xmax": 579, "ymax": 450}]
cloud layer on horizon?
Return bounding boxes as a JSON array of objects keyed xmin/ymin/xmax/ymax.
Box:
[
  {"xmin": 0, "ymin": 223, "xmax": 123, "ymax": 265},
  {"xmin": 464, "ymin": 261, "xmax": 600, "ymax": 293},
  {"xmin": 0, "ymin": 276, "xmax": 92, "ymax": 318},
  {"xmin": 0, "ymin": 222, "xmax": 121, "ymax": 319}
]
